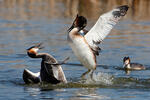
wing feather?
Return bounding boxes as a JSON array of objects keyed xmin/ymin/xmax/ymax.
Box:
[{"xmin": 84, "ymin": 5, "xmax": 128, "ymax": 56}]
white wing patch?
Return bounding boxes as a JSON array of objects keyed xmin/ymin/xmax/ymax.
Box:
[
  {"xmin": 25, "ymin": 69, "xmax": 41, "ymax": 79},
  {"xmin": 84, "ymin": 8, "xmax": 125, "ymax": 55}
]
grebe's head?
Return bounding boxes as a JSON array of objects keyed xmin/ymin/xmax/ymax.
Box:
[
  {"xmin": 68, "ymin": 14, "xmax": 87, "ymax": 32},
  {"xmin": 27, "ymin": 43, "xmax": 44, "ymax": 57},
  {"xmin": 123, "ymin": 56, "xmax": 130, "ymax": 65}
]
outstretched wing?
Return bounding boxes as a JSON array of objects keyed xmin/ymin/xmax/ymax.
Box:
[
  {"xmin": 23, "ymin": 69, "xmax": 40, "ymax": 84},
  {"xmin": 45, "ymin": 57, "xmax": 70, "ymax": 65},
  {"xmin": 42, "ymin": 55, "xmax": 67, "ymax": 84},
  {"xmin": 84, "ymin": 5, "xmax": 129, "ymax": 55}
]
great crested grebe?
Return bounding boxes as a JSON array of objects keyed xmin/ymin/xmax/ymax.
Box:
[
  {"xmin": 123, "ymin": 56, "xmax": 146, "ymax": 70},
  {"xmin": 23, "ymin": 43, "xmax": 68, "ymax": 84},
  {"xmin": 67, "ymin": 5, "xmax": 129, "ymax": 78}
]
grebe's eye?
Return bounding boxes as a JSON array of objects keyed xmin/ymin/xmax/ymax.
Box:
[{"xmin": 28, "ymin": 48, "xmax": 39, "ymax": 54}]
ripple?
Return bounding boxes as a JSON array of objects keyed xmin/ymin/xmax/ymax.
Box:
[
  {"xmin": 15, "ymin": 75, "xmax": 150, "ymax": 91},
  {"xmin": 84, "ymin": 72, "xmax": 114, "ymax": 85}
]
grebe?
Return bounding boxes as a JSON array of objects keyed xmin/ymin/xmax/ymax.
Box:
[
  {"xmin": 23, "ymin": 43, "xmax": 68, "ymax": 84},
  {"xmin": 123, "ymin": 56, "xmax": 146, "ymax": 70},
  {"xmin": 67, "ymin": 5, "xmax": 129, "ymax": 78}
]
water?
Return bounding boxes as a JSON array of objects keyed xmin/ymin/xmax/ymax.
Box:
[{"xmin": 1, "ymin": 0, "xmax": 150, "ymax": 100}]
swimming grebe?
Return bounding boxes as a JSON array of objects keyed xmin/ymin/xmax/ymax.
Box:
[
  {"xmin": 123, "ymin": 56, "xmax": 146, "ymax": 70},
  {"xmin": 23, "ymin": 43, "xmax": 68, "ymax": 84},
  {"xmin": 67, "ymin": 5, "xmax": 129, "ymax": 78}
]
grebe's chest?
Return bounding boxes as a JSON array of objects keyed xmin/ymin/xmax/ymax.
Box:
[
  {"xmin": 68, "ymin": 35, "xmax": 96, "ymax": 69},
  {"xmin": 68, "ymin": 35, "xmax": 90, "ymax": 53}
]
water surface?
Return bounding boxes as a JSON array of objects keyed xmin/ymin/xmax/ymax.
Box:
[{"xmin": 0, "ymin": 0, "xmax": 150, "ymax": 100}]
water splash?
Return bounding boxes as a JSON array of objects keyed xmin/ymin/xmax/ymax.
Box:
[{"xmin": 84, "ymin": 72, "xmax": 114, "ymax": 85}]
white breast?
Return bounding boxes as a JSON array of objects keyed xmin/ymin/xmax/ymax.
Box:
[{"xmin": 68, "ymin": 35, "xmax": 96, "ymax": 70}]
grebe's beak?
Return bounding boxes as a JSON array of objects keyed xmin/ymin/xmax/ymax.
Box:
[
  {"xmin": 67, "ymin": 25, "xmax": 74, "ymax": 33},
  {"xmin": 35, "ymin": 43, "xmax": 44, "ymax": 49},
  {"xmin": 26, "ymin": 43, "xmax": 44, "ymax": 51},
  {"xmin": 68, "ymin": 14, "xmax": 79, "ymax": 33},
  {"xmin": 68, "ymin": 14, "xmax": 87, "ymax": 33},
  {"xmin": 38, "ymin": 46, "xmax": 44, "ymax": 50}
]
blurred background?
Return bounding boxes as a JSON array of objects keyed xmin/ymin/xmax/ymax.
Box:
[
  {"xmin": 0, "ymin": 0, "xmax": 150, "ymax": 100},
  {"xmin": 0, "ymin": 0, "xmax": 149, "ymax": 20}
]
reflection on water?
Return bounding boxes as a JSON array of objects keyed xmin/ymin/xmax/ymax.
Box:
[
  {"xmin": 24, "ymin": 87, "xmax": 41, "ymax": 97},
  {"xmin": 71, "ymin": 88, "xmax": 110, "ymax": 100}
]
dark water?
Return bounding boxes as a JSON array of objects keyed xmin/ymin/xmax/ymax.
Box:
[{"xmin": 1, "ymin": 0, "xmax": 150, "ymax": 100}]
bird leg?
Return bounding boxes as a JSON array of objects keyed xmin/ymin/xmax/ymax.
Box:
[
  {"xmin": 81, "ymin": 69, "xmax": 95, "ymax": 82},
  {"xmin": 89, "ymin": 69, "xmax": 95, "ymax": 82},
  {"xmin": 81, "ymin": 69, "xmax": 91, "ymax": 79}
]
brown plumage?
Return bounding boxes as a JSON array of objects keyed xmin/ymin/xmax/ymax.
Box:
[
  {"xmin": 123, "ymin": 56, "xmax": 146, "ymax": 70},
  {"xmin": 23, "ymin": 43, "xmax": 68, "ymax": 84}
]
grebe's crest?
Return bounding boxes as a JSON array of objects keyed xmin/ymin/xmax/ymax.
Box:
[
  {"xmin": 68, "ymin": 14, "xmax": 87, "ymax": 32},
  {"xmin": 27, "ymin": 43, "xmax": 44, "ymax": 58},
  {"xmin": 27, "ymin": 48, "xmax": 39, "ymax": 54},
  {"xmin": 123, "ymin": 56, "xmax": 130, "ymax": 65},
  {"xmin": 27, "ymin": 43, "xmax": 44, "ymax": 54}
]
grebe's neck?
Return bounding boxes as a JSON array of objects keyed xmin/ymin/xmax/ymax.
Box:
[
  {"xmin": 124, "ymin": 64, "xmax": 131, "ymax": 69},
  {"xmin": 28, "ymin": 52, "xmax": 54, "ymax": 61},
  {"xmin": 68, "ymin": 27, "xmax": 82, "ymax": 42},
  {"xmin": 69, "ymin": 27, "xmax": 80, "ymax": 35}
]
